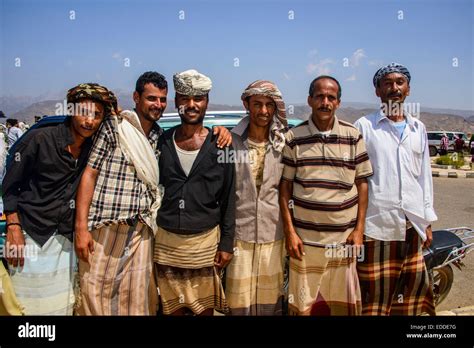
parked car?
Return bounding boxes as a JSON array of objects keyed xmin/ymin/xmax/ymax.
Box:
[{"xmin": 427, "ymin": 131, "xmax": 468, "ymax": 157}]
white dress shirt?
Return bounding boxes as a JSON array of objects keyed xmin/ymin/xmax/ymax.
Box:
[
  {"xmin": 354, "ymin": 110, "xmax": 437, "ymax": 241},
  {"xmin": 7, "ymin": 126, "xmax": 23, "ymax": 148}
]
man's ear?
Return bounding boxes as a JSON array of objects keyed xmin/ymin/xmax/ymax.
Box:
[
  {"xmin": 307, "ymin": 95, "xmax": 314, "ymax": 108},
  {"xmin": 243, "ymin": 99, "xmax": 249, "ymax": 111},
  {"xmin": 133, "ymin": 91, "xmax": 140, "ymax": 104},
  {"xmin": 375, "ymin": 87, "xmax": 381, "ymax": 98},
  {"xmin": 406, "ymin": 85, "xmax": 410, "ymax": 97}
]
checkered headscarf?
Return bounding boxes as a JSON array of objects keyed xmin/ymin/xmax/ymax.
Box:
[
  {"xmin": 373, "ymin": 63, "xmax": 411, "ymax": 87},
  {"xmin": 241, "ymin": 80, "xmax": 287, "ymax": 127},
  {"xmin": 67, "ymin": 83, "xmax": 118, "ymax": 116}
]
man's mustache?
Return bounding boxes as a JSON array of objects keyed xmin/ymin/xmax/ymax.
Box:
[
  {"xmin": 183, "ymin": 108, "xmax": 200, "ymax": 114},
  {"xmin": 318, "ymin": 107, "xmax": 331, "ymax": 112},
  {"xmin": 388, "ymin": 91, "xmax": 402, "ymax": 97}
]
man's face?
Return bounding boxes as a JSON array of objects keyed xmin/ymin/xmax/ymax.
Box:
[
  {"xmin": 376, "ymin": 72, "xmax": 410, "ymax": 105},
  {"xmin": 133, "ymin": 83, "xmax": 168, "ymax": 123},
  {"xmin": 244, "ymin": 95, "xmax": 276, "ymax": 129},
  {"xmin": 175, "ymin": 93, "xmax": 208, "ymax": 125},
  {"xmin": 71, "ymin": 99, "xmax": 105, "ymax": 138},
  {"xmin": 307, "ymin": 78, "xmax": 340, "ymax": 123}
]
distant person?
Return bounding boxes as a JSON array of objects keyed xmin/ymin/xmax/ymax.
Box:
[
  {"xmin": 0, "ymin": 131, "xmax": 7, "ymax": 181},
  {"xmin": 439, "ymin": 133, "xmax": 449, "ymax": 156},
  {"xmin": 454, "ymin": 134, "xmax": 464, "ymax": 155},
  {"xmin": 470, "ymin": 134, "xmax": 474, "ymax": 163},
  {"xmin": 5, "ymin": 119, "xmax": 23, "ymax": 148},
  {"xmin": 355, "ymin": 63, "xmax": 437, "ymax": 316},
  {"xmin": 17, "ymin": 122, "xmax": 28, "ymax": 133}
]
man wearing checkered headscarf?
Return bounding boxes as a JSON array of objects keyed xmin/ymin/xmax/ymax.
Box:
[
  {"xmin": 67, "ymin": 82, "xmax": 118, "ymax": 117},
  {"xmin": 3, "ymin": 82, "xmax": 117, "ymax": 315},
  {"xmin": 372, "ymin": 62, "xmax": 411, "ymax": 88},
  {"xmin": 225, "ymin": 80, "xmax": 289, "ymax": 315}
]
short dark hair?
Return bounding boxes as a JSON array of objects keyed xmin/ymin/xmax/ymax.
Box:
[
  {"xmin": 135, "ymin": 71, "xmax": 168, "ymax": 95},
  {"xmin": 6, "ymin": 118, "xmax": 18, "ymax": 127},
  {"xmin": 308, "ymin": 75, "xmax": 342, "ymax": 100}
]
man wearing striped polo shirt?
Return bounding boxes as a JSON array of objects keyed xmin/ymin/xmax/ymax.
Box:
[{"xmin": 279, "ymin": 76, "xmax": 373, "ymax": 315}]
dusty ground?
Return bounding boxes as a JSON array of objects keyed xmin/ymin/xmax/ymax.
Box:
[{"xmin": 431, "ymin": 177, "xmax": 474, "ymax": 311}]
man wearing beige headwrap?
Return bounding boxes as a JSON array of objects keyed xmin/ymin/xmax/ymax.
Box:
[
  {"xmin": 225, "ymin": 80, "xmax": 289, "ymax": 315},
  {"xmin": 154, "ymin": 69, "xmax": 236, "ymax": 316}
]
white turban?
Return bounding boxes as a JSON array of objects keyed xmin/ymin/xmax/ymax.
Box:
[{"xmin": 173, "ymin": 69, "xmax": 212, "ymax": 96}]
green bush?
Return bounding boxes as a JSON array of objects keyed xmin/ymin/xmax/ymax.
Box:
[{"xmin": 435, "ymin": 154, "xmax": 465, "ymax": 168}]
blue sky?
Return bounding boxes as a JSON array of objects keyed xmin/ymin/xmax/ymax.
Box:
[{"xmin": 1, "ymin": 0, "xmax": 473, "ymax": 110}]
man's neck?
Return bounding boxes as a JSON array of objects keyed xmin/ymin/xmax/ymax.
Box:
[
  {"xmin": 69, "ymin": 124, "xmax": 86, "ymax": 148},
  {"xmin": 248, "ymin": 123, "xmax": 270, "ymax": 143},
  {"xmin": 178, "ymin": 123, "xmax": 206, "ymax": 139},
  {"xmin": 311, "ymin": 115, "xmax": 335, "ymax": 132}
]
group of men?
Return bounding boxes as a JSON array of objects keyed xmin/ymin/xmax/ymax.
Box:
[{"xmin": 2, "ymin": 63, "xmax": 437, "ymax": 316}]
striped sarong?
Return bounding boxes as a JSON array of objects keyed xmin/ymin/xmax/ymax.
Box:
[
  {"xmin": 154, "ymin": 226, "xmax": 227, "ymax": 315},
  {"xmin": 77, "ymin": 221, "xmax": 156, "ymax": 316},
  {"xmin": 225, "ymin": 239, "xmax": 285, "ymax": 316},
  {"xmin": 1, "ymin": 261, "xmax": 25, "ymax": 315},
  {"xmin": 357, "ymin": 227, "xmax": 435, "ymax": 316},
  {"xmin": 288, "ymin": 242, "xmax": 361, "ymax": 316},
  {"xmin": 9, "ymin": 233, "xmax": 76, "ymax": 315}
]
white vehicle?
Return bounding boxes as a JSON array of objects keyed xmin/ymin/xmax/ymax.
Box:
[{"xmin": 427, "ymin": 131, "xmax": 468, "ymax": 156}]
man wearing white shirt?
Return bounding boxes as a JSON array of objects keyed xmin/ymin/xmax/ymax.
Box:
[
  {"xmin": 6, "ymin": 119, "xmax": 24, "ymax": 149},
  {"xmin": 354, "ymin": 63, "xmax": 436, "ymax": 316}
]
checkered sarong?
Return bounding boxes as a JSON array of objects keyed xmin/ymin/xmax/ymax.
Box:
[{"xmin": 357, "ymin": 227, "xmax": 435, "ymax": 316}]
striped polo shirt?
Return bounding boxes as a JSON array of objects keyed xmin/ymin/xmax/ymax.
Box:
[{"xmin": 282, "ymin": 116, "xmax": 373, "ymax": 245}]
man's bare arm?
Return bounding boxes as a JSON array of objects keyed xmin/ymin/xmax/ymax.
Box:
[
  {"xmin": 74, "ymin": 165, "xmax": 99, "ymax": 263},
  {"xmin": 346, "ymin": 178, "xmax": 368, "ymax": 246},
  {"xmin": 5, "ymin": 211, "xmax": 25, "ymax": 267},
  {"xmin": 279, "ymin": 178, "xmax": 304, "ymax": 260}
]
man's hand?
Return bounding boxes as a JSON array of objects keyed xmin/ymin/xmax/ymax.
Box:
[
  {"xmin": 423, "ymin": 225, "xmax": 433, "ymax": 249},
  {"xmin": 346, "ymin": 228, "xmax": 364, "ymax": 246},
  {"xmin": 75, "ymin": 229, "xmax": 94, "ymax": 264},
  {"xmin": 285, "ymin": 231, "xmax": 305, "ymax": 261},
  {"xmin": 213, "ymin": 126, "xmax": 232, "ymax": 148},
  {"xmin": 6, "ymin": 225, "xmax": 25, "ymax": 268},
  {"xmin": 214, "ymin": 251, "xmax": 233, "ymax": 269}
]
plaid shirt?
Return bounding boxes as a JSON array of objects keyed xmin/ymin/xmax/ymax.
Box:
[{"xmin": 87, "ymin": 116, "xmax": 162, "ymax": 231}]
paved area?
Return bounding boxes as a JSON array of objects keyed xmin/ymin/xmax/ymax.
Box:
[
  {"xmin": 431, "ymin": 155, "xmax": 474, "ymax": 178},
  {"xmin": 432, "ymin": 177, "xmax": 474, "ymax": 313},
  {"xmin": 437, "ymin": 305, "xmax": 474, "ymax": 316}
]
